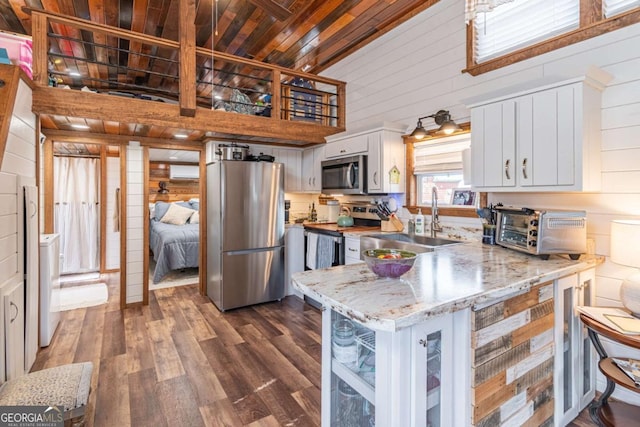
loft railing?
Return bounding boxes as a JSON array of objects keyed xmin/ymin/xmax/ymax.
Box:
[{"xmin": 28, "ymin": 8, "xmax": 345, "ymax": 128}]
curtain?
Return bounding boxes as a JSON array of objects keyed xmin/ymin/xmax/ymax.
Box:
[
  {"xmin": 54, "ymin": 157, "xmax": 100, "ymax": 274},
  {"xmin": 465, "ymin": 0, "xmax": 515, "ymax": 23}
]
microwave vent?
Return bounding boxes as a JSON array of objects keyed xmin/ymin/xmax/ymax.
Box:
[{"xmin": 546, "ymin": 217, "xmax": 585, "ymax": 229}]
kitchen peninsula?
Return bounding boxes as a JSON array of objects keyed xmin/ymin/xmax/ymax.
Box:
[{"xmin": 291, "ymin": 242, "xmax": 602, "ymax": 426}]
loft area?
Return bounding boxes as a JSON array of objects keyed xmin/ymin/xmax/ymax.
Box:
[{"xmin": 20, "ymin": 9, "xmax": 350, "ymax": 146}]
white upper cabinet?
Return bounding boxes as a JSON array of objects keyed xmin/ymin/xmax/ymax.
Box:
[
  {"xmin": 301, "ymin": 145, "xmax": 325, "ymax": 192},
  {"xmin": 367, "ymin": 130, "xmax": 405, "ymax": 194},
  {"xmin": 467, "ymin": 75, "xmax": 607, "ymax": 192},
  {"xmin": 272, "ymin": 148, "xmax": 302, "ymax": 193},
  {"xmin": 324, "ymin": 134, "xmax": 368, "ymax": 158},
  {"xmin": 325, "ymin": 122, "xmax": 406, "ymax": 194}
]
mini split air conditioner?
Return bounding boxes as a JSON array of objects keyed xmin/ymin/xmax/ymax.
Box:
[{"xmin": 169, "ymin": 165, "xmax": 199, "ymax": 180}]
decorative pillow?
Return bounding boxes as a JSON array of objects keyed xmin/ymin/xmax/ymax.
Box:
[
  {"xmin": 190, "ymin": 201, "xmax": 200, "ymax": 211},
  {"xmin": 149, "ymin": 203, "xmax": 156, "ymax": 219},
  {"xmin": 154, "ymin": 202, "xmax": 171, "ymax": 221},
  {"xmin": 176, "ymin": 201, "xmax": 192, "ymax": 209},
  {"xmin": 160, "ymin": 203, "xmax": 195, "ymax": 225},
  {"xmin": 190, "ymin": 211, "xmax": 200, "ymax": 224}
]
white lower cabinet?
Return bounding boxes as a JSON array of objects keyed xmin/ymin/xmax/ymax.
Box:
[
  {"xmin": 322, "ymin": 307, "xmax": 469, "ymax": 426},
  {"xmin": 554, "ymin": 269, "xmax": 596, "ymax": 426},
  {"xmin": 344, "ymin": 237, "xmax": 362, "ymax": 265},
  {"xmin": 2, "ymin": 276, "xmax": 25, "ymax": 381}
]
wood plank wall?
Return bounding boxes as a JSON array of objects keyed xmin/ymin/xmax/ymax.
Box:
[
  {"xmin": 471, "ymin": 282, "xmax": 555, "ymax": 427},
  {"xmin": 148, "ymin": 161, "xmax": 199, "ymax": 203}
]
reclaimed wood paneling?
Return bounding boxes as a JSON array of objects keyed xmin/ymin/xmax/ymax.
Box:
[
  {"xmin": 148, "ymin": 160, "xmax": 199, "ymax": 203},
  {"xmin": 472, "ymin": 281, "xmax": 555, "ymax": 426}
]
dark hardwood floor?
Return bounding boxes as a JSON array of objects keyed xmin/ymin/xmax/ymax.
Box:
[{"xmin": 33, "ymin": 273, "xmax": 599, "ymax": 426}]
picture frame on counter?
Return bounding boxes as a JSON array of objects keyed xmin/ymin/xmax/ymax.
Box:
[{"xmin": 452, "ymin": 190, "xmax": 476, "ymax": 206}]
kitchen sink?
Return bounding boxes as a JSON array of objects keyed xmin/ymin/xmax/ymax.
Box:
[
  {"xmin": 359, "ymin": 233, "xmax": 462, "ymax": 256},
  {"xmin": 365, "ymin": 233, "xmax": 462, "ymax": 247}
]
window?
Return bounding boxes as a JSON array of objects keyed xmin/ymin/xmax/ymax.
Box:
[
  {"xmin": 604, "ymin": 0, "xmax": 640, "ymax": 17},
  {"xmin": 414, "ymin": 134, "xmax": 472, "ymax": 206},
  {"xmin": 474, "ymin": 0, "xmax": 579, "ymax": 63},
  {"xmin": 465, "ymin": 0, "xmax": 640, "ymax": 76}
]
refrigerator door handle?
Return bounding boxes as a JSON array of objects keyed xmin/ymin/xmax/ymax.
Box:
[{"xmin": 225, "ymin": 246, "xmax": 283, "ymax": 256}]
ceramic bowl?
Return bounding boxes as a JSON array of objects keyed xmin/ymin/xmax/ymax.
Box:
[{"xmin": 362, "ymin": 248, "xmax": 417, "ymax": 278}]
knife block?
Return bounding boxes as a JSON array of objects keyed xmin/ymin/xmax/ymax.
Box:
[{"xmin": 381, "ymin": 216, "xmax": 404, "ymax": 232}]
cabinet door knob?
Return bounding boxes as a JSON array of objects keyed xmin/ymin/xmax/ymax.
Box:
[
  {"xmin": 505, "ymin": 159, "xmax": 511, "ymax": 180},
  {"xmin": 373, "ymin": 171, "xmax": 378, "ymax": 185},
  {"xmin": 522, "ymin": 158, "xmax": 528, "ymax": 180},
  {"xmin": 419, "ymin": 338, "xmax": 427, "ymax": 347},
  {"xmin": 309, "ymin": 177, "xmax": 312, "ymax": 185},
  {"xmin": 313, "ymin": 177, "xmax": 316, "ymax": 186}
]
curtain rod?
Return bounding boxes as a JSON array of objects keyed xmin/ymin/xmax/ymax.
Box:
[{"xmin": 53, "ymin": 153, "xmax": 101, "ymax": 159}]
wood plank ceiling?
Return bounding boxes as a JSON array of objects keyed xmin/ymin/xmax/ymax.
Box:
[{"xmin": 1, "ymin": 0, "xmax": 439, "ymax": 145}]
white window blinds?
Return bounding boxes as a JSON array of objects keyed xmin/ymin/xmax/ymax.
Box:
[
  {"xmin": 413, "ymin": 134, "xmax": 471, "ymax": 174},
  {"xmin": 603, "ymin": 0, "xmax": 640, "ymax": 17},
  {"xmin": 473, "ymin": 0, "xmax": 580, "ymax": 63}
]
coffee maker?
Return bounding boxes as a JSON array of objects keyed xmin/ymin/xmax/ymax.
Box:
[{"xmin": 284, "ymin": 200, "xmax": 290, "ymax": 223}]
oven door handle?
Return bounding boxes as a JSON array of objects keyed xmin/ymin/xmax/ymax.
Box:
[{"xmin": 304, "ymin": 231, "xmax": 343, "ymax": 244}]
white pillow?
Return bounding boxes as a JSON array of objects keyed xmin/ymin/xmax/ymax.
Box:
[
  {"xmin": 190, "ymin": 211, "xmax": 200, "ymax": 224},
  {"xmin": 160, "ymin": 203, "xmax": 194, "ymax": 225}
]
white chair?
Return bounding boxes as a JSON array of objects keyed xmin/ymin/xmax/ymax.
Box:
[{"xmin": 0, "ymin": 362, "xmax": 93, "ymax": 427}]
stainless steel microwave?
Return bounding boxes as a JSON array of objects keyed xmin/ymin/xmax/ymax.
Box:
[{"xmin": 321, "ymin": 155, "xmax": 367, "ymax": 195}]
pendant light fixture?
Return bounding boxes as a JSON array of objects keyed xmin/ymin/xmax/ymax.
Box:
[{"xmin": 410, "ymin": 110, "xmax": 461, "ymax": 139}]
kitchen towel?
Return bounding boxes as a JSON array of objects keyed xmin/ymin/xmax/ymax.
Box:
[
  {"xmin": 316, "ymin": 234, "xmax": 335, "ymax": 269},
  {"xmin": 306, "ymin": 232, "xmax": 318, "ymax": 270}
]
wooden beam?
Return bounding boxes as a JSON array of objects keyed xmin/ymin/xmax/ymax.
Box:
[
  {"xmin": 248, "ymin": 0, "xmax": 292, "ymax": 21},
  {"xmin": 33, "ymin": 87, "xmax": 343, "ymax": 144},
  {"xmin": 43, "ymin": 137, "xmax": 54, "ymax": 233},
  {"xmin": 32, "ymin": 12, "xmax": 48, "ymax": 86},
  {"xmin": 0, "ymin": 65, "xmax": 20, "ymax": 169},
  {"xmin": 581, "ymin": 0, "xmax": 603, "ymax": 26},
  {"xmin": 42, "ymin": 129, "xmax": 203, "ymax": 148},
  {"xmin": 179, "ymin": 0, "xmax": 196, "ymax": 117}
]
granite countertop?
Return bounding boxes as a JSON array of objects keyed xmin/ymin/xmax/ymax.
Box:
[{"xmin": 291, "ymin": 241, "xmax": 603, "ymax": 332}]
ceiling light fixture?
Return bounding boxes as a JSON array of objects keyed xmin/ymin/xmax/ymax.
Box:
[
  {"xmin": 410, "ymin": 110, "xmax": 461, "ymax": 139},
  {"xmin": 68, "ymin": 71, "xmax": 81, "ymax": 77},
  {"xmin": 214, "ymin": 95, "xmax": 222, "ymax": 100},
  {"xmin": 175, "ymin": 133, "xmax": 188, "ymax": 139},
  {"xmin": 70, "ymin": 124, "xmax": 90, "ymax": 130}
]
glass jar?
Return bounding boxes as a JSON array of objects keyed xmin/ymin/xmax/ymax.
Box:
[
  {"xmin": 338, "ymin": 380, "xmax": 363, "ymax": 427},
  {"xmin": 333, "ymin": 319, "xmax": 358, "ymax": 367}
]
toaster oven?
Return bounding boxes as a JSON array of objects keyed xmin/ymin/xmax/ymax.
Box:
[{"xmin": 495, "ymin": 207, "xmax": 587, "ymax": 259}]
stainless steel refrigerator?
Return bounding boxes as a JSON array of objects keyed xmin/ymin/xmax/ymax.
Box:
[{"xmin": 206, "ymin": 160, "xmax": 285, "ymax": 311}]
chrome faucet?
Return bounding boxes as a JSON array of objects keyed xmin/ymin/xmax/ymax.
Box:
[{"xmin": 431, "ymin": 187, "xmax": 442, "ymax": 238}]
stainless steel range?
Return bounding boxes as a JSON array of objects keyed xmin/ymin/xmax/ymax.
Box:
[{"xmin": 303, "ymin": 202, "xmax": 381, "ymax": 270}]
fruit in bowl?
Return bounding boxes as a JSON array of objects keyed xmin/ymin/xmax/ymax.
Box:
[{"xmin": 363, "ymin": 249, "xmax": 417, "ymax": 278}]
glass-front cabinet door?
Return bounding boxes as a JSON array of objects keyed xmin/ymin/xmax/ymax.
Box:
[
  {"xmin": 411, "ymin": 314, "xmax": 454, "ymax": 427},
  {"xmin": 554, "ymin": 269, "xmax": 596, "ymax": 426},
  {"xmin": 323, "ymin": 310, "xmax": 376, "ymax": 426}
]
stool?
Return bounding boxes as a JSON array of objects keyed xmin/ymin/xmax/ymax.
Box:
[{"xmin": 0, "ymin": 362, "xmax": 93, "ymax": 427}]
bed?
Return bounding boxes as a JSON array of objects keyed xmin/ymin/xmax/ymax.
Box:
[{"xmin": 149, "ymin": 201, "xmax": 200, "ymax": 283}]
